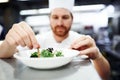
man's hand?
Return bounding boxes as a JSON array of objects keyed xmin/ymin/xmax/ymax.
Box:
[
  {"xmin": 70, "ymin": 35, "xmax": 101, "ymax": 60},
  {"xmin": 5, "ymin": 21, "xmax": 40, "ymax": 49},
  {"xmin": 70, "ymin": 35, "xmax": 110, "ymax": 79}
]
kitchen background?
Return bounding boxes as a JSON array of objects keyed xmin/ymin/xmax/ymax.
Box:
[{"xmin": 0, "ymin": 0, "xmax": 120, "ymax": 80}]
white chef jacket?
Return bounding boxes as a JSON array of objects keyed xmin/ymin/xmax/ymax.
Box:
[{"xmin": 17, "ymin": 31, "xmax": 82, "ymax": 51}]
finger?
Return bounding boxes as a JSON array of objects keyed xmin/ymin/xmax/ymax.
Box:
[
  {"xmin": 70, "ymin": 37, "xmax": 91, "ymax": 50},
  {"xmin": 70, "ymin": 35, "xmax": 86, "ymax": 49},
  {"xmin": 73, "ymin": 38, "xmax": 91, "ymax": 49},
  {"xmin": 79, "ymin": 47, "xmax": 99, "ymax": 59},
  {"xmin": 9, "ymin": 29, "xmax": 26, "ymax": 47},
  {"xmin": 71, "ymin": 35, "xmax": 86, "ymax": 46},
  {"xmin": 19, "ymin": 21, "xmax": 40, "ymax": 48},
  {"xmin": 86, "ymin": 35, "xmax": 96, "ymax": 46},
  {"xmin": 5, "ymin": 33, "xmax": 17, "ymax": 46},
  {"xmin": 12, "ymin": 23, "xmax": 33, "ymax": 49}
]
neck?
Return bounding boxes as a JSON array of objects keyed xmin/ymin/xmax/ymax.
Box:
[{"xmin": 53, "ymin": 33, "xmax": 69, "ymax": 43}]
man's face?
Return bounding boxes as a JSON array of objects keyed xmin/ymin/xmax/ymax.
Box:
[{"xmin": 49, "ymin": 8, "xmax": 73, "ymax": 37}]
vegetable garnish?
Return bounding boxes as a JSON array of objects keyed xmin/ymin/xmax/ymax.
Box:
[{"xmin": 30, "ymin": 48, "xmax": 64, "ymax": 58}]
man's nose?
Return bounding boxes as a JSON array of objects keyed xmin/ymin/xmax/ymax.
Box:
[{"xmin": 57, "ymin": 19, "xmax": 63, "ymax": 26}]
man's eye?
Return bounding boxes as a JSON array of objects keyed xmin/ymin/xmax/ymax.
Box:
[
  {"xmin": 63, "ymin": 16, "xmax": 69, "ymax": 19},
  {"xmin": 52, "ymin": 16, "xmax": 58, "ymax": 19}
]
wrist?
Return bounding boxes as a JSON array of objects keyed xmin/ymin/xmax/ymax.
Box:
[
  {"xmin": 92, "ymin": 47, "xmax": 103, "ymax": 60},
  {"xmin": 93, "ymin": 52, "xmax": 103, "ymax": 61},
  {"xmin": 0, "ymin": 40, "xmax": 17, "ymax": 58}
]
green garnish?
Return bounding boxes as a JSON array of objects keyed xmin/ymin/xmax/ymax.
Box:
[
  {"xmin": 30, "ymin": 48, "xmax": 64, "ymax": 58},
  {"xmin": 40, "ymin": 49, "xmax": 54, "ymax": 57},
  {"xmin": 55, "ymin": 51, "xmax": 63, "ymax": 57},
  {"xmin": 30, "ymin": 52, "xmax": 38, "ymax": 57}
]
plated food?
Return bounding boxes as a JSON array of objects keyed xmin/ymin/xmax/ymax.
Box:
[
  {"xmin": 30, "ymin": 48, "xmax": 64, "ymax": 58},
  {"xmin": 14, "ymin": 48, "xmax": 80, "ymax": 69}
]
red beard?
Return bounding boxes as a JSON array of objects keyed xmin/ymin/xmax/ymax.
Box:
[{"xmin": 52, "ymin": 26, "xmax": 70, "ymax": 37}]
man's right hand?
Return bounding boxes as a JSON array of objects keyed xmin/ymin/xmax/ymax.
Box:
[{"xmin": 5, "ymin": 21, "xmax": 40, "ymax": 49}]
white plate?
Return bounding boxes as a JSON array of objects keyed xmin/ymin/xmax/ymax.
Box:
[{"xmin": 14, "ymin": 49, "xmax": 82, "ymax": 69}]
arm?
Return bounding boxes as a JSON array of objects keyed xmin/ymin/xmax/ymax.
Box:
[
  {"xmin": 0, "ymin": 21, "xmax": 40, "ymax": 58},
  {"xmin": 70, "ymin": 35, "xmax": 110, "ymax": 80},
  {"xmin": 0, "ymin": 40, "xmax": 17, "ymax": 58},
  {"xmin": 92, "ymin": 52, "xmax": 110, "ymax": 80}
]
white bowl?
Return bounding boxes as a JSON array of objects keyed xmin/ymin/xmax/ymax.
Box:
[{"xmin": 14, "ymin": 49, "xmax": 80, "ymax": 69}]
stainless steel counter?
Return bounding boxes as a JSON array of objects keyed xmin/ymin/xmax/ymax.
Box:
[{"xmin": 0, "ymin": 58, "xmax": 101, "ymax": 80}]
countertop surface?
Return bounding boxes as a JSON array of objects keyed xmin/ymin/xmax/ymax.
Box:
[{"xmin": 0, "ymin": 57, "xmax": 101, "ymax": 80}]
